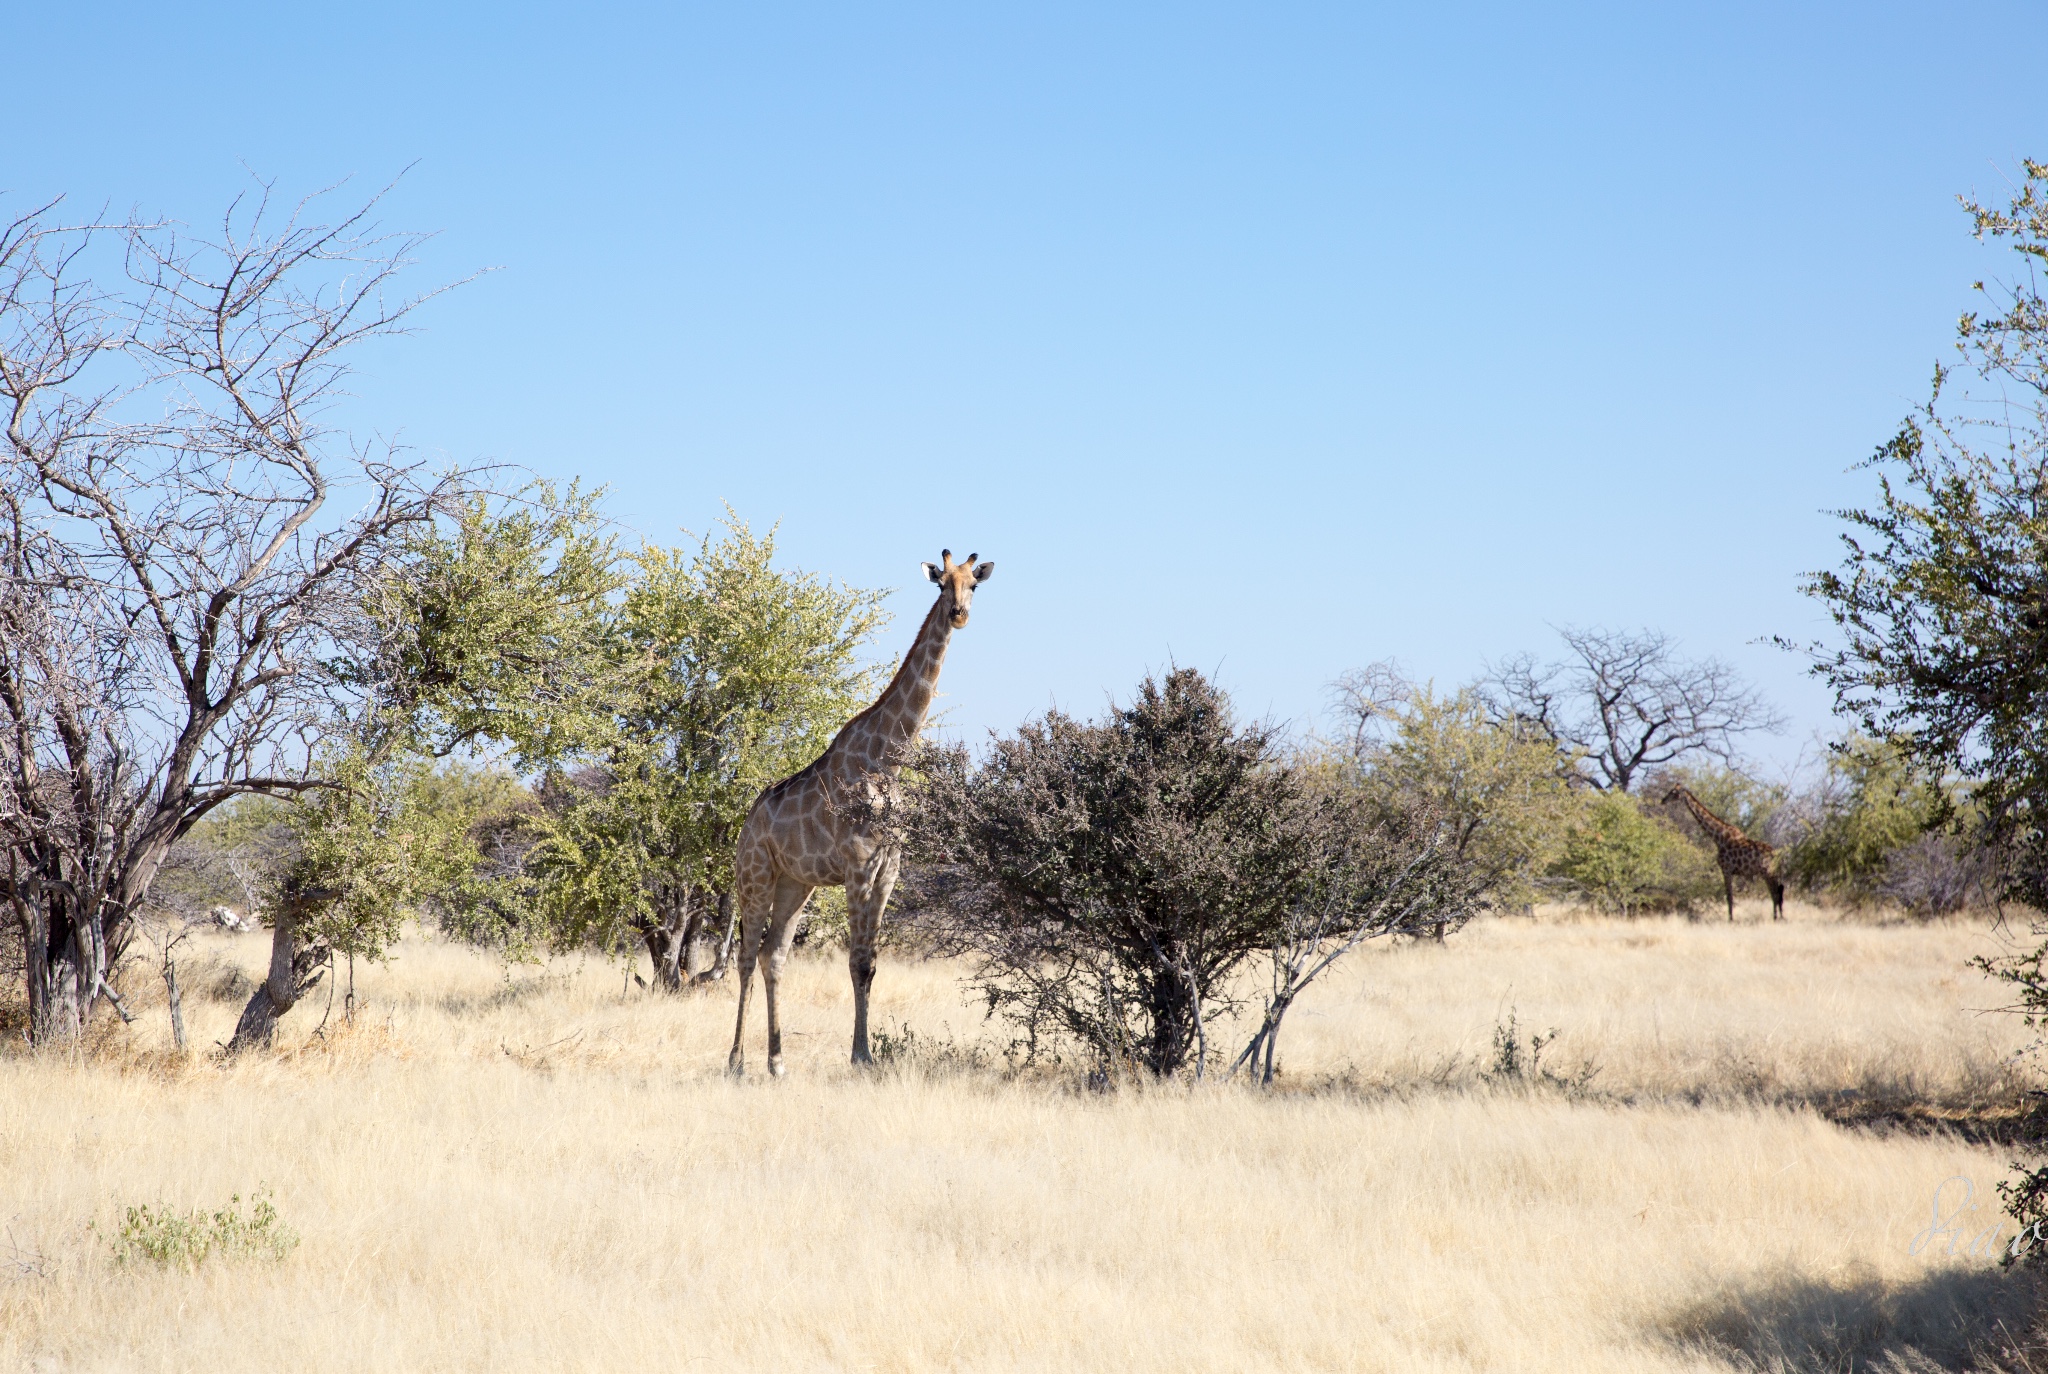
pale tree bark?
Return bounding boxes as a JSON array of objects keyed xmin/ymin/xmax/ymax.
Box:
[
  {"xmin": 0, "ymin": 180, "xmax": 484, "ymax": 1044},
  {"xmin": 229, "ymin": 895, "xmax": 331, "ymax": 1050}
]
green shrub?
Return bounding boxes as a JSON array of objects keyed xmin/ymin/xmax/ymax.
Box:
[
  {"xmin": 1552, "ymin": 791, "xmax": 1719, "ymax": 915},
  {"xmin": 1782, "ymin": 736, "xmax": 1953, "ymax": 902},
  {"xmin": 98, "ymin": 1191, "xmax": 299, "ymax": 1270}
]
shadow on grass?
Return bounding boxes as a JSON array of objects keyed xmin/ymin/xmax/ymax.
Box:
[{"xmin": 1662, "ymin": 1263, "xmax": 2043, "ymax": 1372}]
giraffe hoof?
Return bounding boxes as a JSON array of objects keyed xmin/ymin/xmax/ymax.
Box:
[{"xmin": 768, "ymin": 1056, "xmax": 786, "ymax": 1078}]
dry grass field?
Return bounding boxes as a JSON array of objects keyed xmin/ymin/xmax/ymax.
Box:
[{"xmin": 4, "ymin": 900, "xmax": 2045, "ymax": 1372}]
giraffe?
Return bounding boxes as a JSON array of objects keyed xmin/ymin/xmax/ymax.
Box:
[
  {"xmin": 727, "ymin": 548, "xmax": 993, "ymax": 1076},
  {"xmin": 1662, "ymin": 784, "xmax": 1785, "ymax": 922}
]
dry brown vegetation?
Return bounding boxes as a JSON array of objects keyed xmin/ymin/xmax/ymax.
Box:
[{"xmin": 3, "ymin": 900, "xmax": 2045, "ymax": 1371}]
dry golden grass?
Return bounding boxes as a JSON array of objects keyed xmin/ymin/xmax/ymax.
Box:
[{"xmin": 2, "ymin": 900, "xmax": 2042, "ymax": 1371}]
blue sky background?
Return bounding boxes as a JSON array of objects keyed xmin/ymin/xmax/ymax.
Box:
[{"xmin": 14, "ymin": 3, "xmax": 2047, "ymax": 774}]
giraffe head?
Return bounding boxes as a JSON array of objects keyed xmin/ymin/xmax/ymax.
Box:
[{"xmin": 921, "ymin": 548, "xmax": 994, "ymax": 628}]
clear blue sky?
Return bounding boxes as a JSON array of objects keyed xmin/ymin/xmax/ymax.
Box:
[{"xmin": 15, "ymin": 3, "xmax": 2046, "ymax": 772}]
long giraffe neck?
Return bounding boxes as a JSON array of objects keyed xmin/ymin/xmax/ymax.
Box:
[
  {"xmin": 1672, "ymin": 787, "xmax": 1745, "ymax": 846},
  {"xmin": 834, "ymin": 592, "xmax": 954, "ymax": 774}
]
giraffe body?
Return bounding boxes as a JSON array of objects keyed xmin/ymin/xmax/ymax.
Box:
[
  {"xmin": 728, "ymin": 550, "xmax": 992, "ymax": 1075},
  {"xmin": 1663, "ymin": 785, "xmax": 1784, "ymax": 922}
]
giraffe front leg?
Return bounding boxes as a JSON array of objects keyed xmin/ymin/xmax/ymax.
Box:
[
  {"xmin": 1724, "ymin": 870, "xmax": 1736, "ymax": 922},
  {"xmin": 845, "ymin": 852, "xmax": 898, "ymax": 1067}
]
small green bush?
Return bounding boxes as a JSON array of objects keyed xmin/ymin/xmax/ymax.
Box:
[
  {"xmin": 1552, "ymin": 791, "xmax": 1719, "ymax": 915},
  {"xmin": 98, "ymin": 1191, "xmax": 298, "ymax": 1270},
  {"xmin": 1781, "ymin": 735, "xmax": 1955, "ymax": 902},
  {"xmin": 1485, "ymin": 1006, "xmax": 1601, "ymax": 1092}
]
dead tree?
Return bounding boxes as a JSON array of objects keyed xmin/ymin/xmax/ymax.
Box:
[
  {"xmin": 1230, "ymin": 793, "xmax": 1478, "ymax": 1085},
  {"xmin": 0, "ymin": 181, "xmax": 480, "ymax": 1043},
  {"xmin": 1486, "ymin": 627, "xmax": 1783, "ymax": 793}
]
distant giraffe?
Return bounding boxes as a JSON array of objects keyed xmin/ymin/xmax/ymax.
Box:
[
  {"xmin": 727, "ymin": 549, "xmax": 993, "ymax": 1076},
  {"xmin": 1663, "ymin": 785, "xmax": 1785, "ymax": 922}
]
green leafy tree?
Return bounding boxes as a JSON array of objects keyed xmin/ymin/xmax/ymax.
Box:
[
  {"xmin": 1333, "ymin": 669, "xmax": 1579, "ymax": 911},
  {"xmin": 229, "ymin": 491, "xmax": 621, "ymax": 1048},
  {"xmin": 1552, "ymin": 791, "xmax": 1719, "ymax": 916},
  {"xmin": 523, "ymin": 518, "xmax": 888, "ymax": 987},
  {"xmin": 1794, "ymin": 160, "xmax": 2048, "ymax": 1256},
  {"xmin": 1779, "ymin": 737, "xmax": 1951, "ymax": 901}
]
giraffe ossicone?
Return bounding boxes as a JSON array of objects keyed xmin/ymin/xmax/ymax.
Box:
[{"xmin": 727, "ymin": 548, "xmax": 994, "ymax": 1076}]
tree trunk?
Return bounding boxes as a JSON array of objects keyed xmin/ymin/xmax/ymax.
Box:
[
  {"xmin": 1141, "ymin": 967, "xmax": 1200, "ymax": 1078},
  {"xmin": 640, "ymin": 885, "xmax": 699, "ymax": 993},
  {"xmin": 227, "ymin": 899, "xmax": 328, "ymax": 1051},
  {"xmin": 680, "ymin": 888, "xmax": 713, "ymax": 977},
  {"xmin": 163, "ymin": 953, "xmax": 187, "ymax": 1052},
  {"xmin": 24, "ymin": 897, "xmax": 102, "ymax": 1045},
  {"xmin": 35, "ymin": 917, "xmax": 87, "ymax": 1043},
  {"xmin": 693, "ymin": 890, "xmax": 736, "ymax": 984}
]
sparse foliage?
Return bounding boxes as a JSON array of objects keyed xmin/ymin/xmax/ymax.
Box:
[
  {"xmin": 1229, "ymin": 775, "xmax": 1479, "ymax": 1085},
  {"xmin": 0, "ymin": 181, "xmax": 497, "ymax": 1042},
  {"xmin": 1489, "ymin": 628, "xmax": 1783, "ymax": 793},
  {"xmin": 1790, "ymin": 161, "xmax": 2048, "ymax": 1259}
]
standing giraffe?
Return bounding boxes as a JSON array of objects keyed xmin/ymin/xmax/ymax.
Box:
[
  {"xmin": 1662, "ymin": 784, "xmax": 1785, "ymax": 922},
  {"xmin": 728, "ymin": 549, "xmax": 993, "ymax": 1075}
]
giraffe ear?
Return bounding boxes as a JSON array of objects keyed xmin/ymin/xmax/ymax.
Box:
[
  {"xmin": 972, "ymin": 561, "xmax": 994, "ymax": 583},
  {"xmin": 922, "ymin": 562, "xmax": 943, "ymax": 584}
]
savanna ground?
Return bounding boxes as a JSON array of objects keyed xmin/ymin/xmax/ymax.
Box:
[{"xmin": 4, "ymin": 900, "xmax": 2045, "ymax": 1372}]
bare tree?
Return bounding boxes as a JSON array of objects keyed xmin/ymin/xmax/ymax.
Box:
[
  {"xmin": 1228, "ymin": 791, "xmax": 1477, "ymax": 1086},
  {"xmin": 1486, "ymin": 627, "xmax": 1783, "ymax": 792},
  {"xmin": 0, "ymin": 180, "xmax": 480, "ymax": 1043},
  {"xmin": 1327, "ymin": 660, "xmax": 1413, "ymax": 757}
]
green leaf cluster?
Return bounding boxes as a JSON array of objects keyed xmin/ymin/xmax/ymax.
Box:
[
  {"xmin": 1781, "ymin": 737, "xmax": 1955, "ymax": 900},
  {"xmin": 1355, "ymin": 686, "xmax": 1579, "ymax": 908},
  {"xmin": 362, "ymin": 482, "xmax": 627, "ymax": 765},
  {"xmin": 288, "ymin": 749, "xmax": 499, "ymax": 961},
  {"xmin": 1552, "ymin": 791, "xmax": 1720, "ymax": 917},
  {"xmin": 99, "ymin": 1191, "xmax": 298, "ymax": 1270},
  {"xmin": 519, "ymin": 516, "xmax": 889, "ymax": 954}
]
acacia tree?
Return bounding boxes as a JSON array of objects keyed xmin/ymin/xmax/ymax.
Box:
[
  {"xmin": 1489, "ymin": 627, "xmax": 1782, "ymax": 792},
  {"xmin": 521, "ymin": 519, "xmax": 887, "ymax": 988},
  {"xmin": 0, "ymin": 183, "xmax": 491, "ymax": 1042},
  {"xmin": 1794, "ymin": 160, "xmax": 2048, "ymax": 1257},
  {"xmin": 226, "ymin": 489, "xmax": 619, "ymax": 1047}
]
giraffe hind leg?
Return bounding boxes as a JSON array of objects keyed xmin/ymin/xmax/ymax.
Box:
[{"xmin": 727, "ymin": 856, "xmax": 774, "ymax": 1075}]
